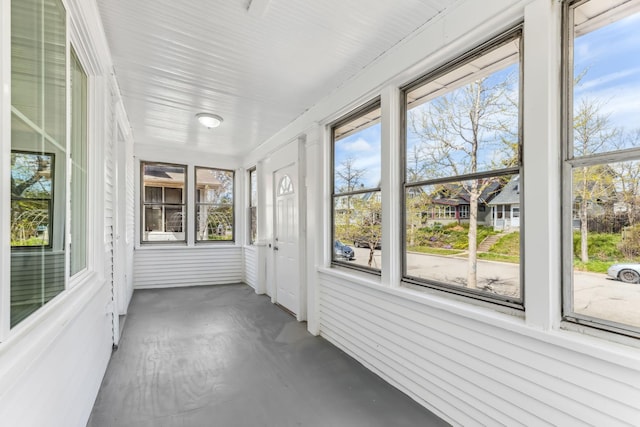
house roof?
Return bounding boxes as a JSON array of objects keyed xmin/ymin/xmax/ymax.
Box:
[
  {"xmin": 488, "ymin": 175, "xmax": 520, "ymax": 206},
  {"xmin": 432, "ymin": 179, "xmax": 502, "ymax": 206}
]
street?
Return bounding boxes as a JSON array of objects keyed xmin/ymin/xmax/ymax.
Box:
[{"xmin": 349, "ymin": 247, "xmax": 640, "ymax": 328}]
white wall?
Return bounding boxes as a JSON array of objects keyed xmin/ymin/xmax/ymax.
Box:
[
  {"xmin": 0, "ymin": 0, "xmax": 133, "ymax": 425},
  {"xmin": 242, "ymin": 0, "xmax": 640, "ymax": 425}
]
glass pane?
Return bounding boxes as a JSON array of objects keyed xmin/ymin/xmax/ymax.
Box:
[
  {"xmin": 11, "ymin": 200, "xmax": 50, "ymax": 247},
  {"xmin": 196, "ymin": 204, "xmax": 234, "ymax": 241},
  {"xmin": 165, "ymin": 188, "xmax": 182, "ymax": 204},
  {"xmin": 11, "ymin": 0, "xmax": 42, "ymax": 126},
  {"xmin": 195, "ymin": 168, "xmax": 234, "ymax": 242},
  {"xmin": 142, "ymin": 162, "xmax": 186, "ymax": 242},
  {"xmin": 333, "ymin": 192, "xmax": 382, "ymax": 270},
  {"xmin": 144, "ymin": 186, "xmax": 162, "ymax": 203},
  {"xmin": 334, "ymin": 107, "xmax": 381, "ymax": 193},
  {"xmin": 70, "ymin": 50, "xmax": 87, "ymax": 275},
  {"xmin": 571, "ymin": 160, "xmax": 640, "ymax": 328},
  {"xmin": 143, "ymin": 206, "xmax": 185, "ymax": 242},
  {"xmin": 43, "ymin": 0, "xmax": 66, "ymax": 144},
  {"xmin": 250, "ymin": 169, "xmax": 257, "ymax": 207},
  {"xmin": 406, "ymin": 39, "xmax": 520, "ymax": 183},
  {"xmin": 405, "ymin": 175, "xmax": 520, "ymax": 299},
  {"xmin": 11, "ymin": 0, "xmax": 67, "ymax": 328},
  {"xmin": 572, "ymin": 2, "xmax": 640, "ymax": 157},
  {"xmin": 250, "ymin": 206, "xmax": 257, "ymax": 244}
]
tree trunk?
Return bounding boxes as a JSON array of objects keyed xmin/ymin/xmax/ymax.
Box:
[
  {"xmin": 580, "ymin": 200, "xmax": 589, "ymax": 263},
  {"xmin": 368, "ymin": 246, "xmax": 374, "ymax": 267},
  {"xmin": 580, "ymin": 167, "xmax": 589, "ymax": 263}
]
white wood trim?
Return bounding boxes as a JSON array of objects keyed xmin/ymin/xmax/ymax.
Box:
[
  {"xmin": 0, "ymin": 0, "xmax": 11, "ymax": 340},
  {"xmin": 523, "ymin": 0, "xmax": 563, "ymax": 330}
]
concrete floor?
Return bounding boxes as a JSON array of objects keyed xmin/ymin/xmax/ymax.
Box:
[{"xmin": 88, "ymin": 284, "xmax": 448, "ymax": 427}]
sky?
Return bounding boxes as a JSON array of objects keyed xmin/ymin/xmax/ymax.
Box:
[
  {"xmin": 334, "ymin": 7, "xmax": 640, "ymax": 189},
  {"xmin": 334, "ymin": 122, "xmax": 381, "ymax": 190},
  {"xmin": 574, "ymin": 9, "xmax": 640, "ymax": 136}
]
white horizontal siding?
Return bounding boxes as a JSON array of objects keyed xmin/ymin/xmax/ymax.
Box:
[
  {"xmin": 318, "ymin": 272, "xmax": 640, "ymax": 427},
  {"xmin": 134, "ymin": 247, "xmax": 243, "ymax": 289},
  {"xmin": 244, "ymin": 246, "xmax": 258, "ymax": 290}
]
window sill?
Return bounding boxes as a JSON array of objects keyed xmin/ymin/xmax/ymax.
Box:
[{"xmin": 136, "ymin": 243, "xmax": 241, "ymax": 251}]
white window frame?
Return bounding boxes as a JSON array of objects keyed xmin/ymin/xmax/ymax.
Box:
[
  {"xmin": 401, "ymin": 26, "xmax": 524, "ymax": 308},
  {"xmin": 561, "ymin": 0, "xmax": 640, "ymax": 339}
]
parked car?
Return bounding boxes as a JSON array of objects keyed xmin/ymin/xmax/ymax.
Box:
[
  {"xmin": 334, "ymin": 240, "xmax": 355, "ymax": 261},
  {"xmin": 607, "ymin": 263, "xmax": 640, "ymax": 284},
  {"xmin": 353, "ymin": 237, "xmax": 381, "ymax": 250}
]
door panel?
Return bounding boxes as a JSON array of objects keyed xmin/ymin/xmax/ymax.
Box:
[{"xmin": 274, "ymin": 164, "xmax": 299, "ymax": 315}]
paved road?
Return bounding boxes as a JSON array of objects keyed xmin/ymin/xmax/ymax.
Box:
[{"xmin": 350, "ymin": 247, "xmax": 640, "ymax": 328}]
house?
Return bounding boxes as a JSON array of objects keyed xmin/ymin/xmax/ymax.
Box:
[
  {"xmin": 488, "ymin": 175, "xmax": 521, "ymax": 231},
  {"xmin": 1, "ymin": 0, "xmax": 640, "ymax": 426},
  {"xmin": 421, "ymin": 180, "xmax": 502, "ymax": 227}
]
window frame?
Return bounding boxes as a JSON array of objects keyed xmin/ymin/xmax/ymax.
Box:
[
  {"xmin": 194, "ymin": 165, "xmax": 235, "ymax": 244},
  {"xmin": 140, "ymin": 161, "xmax": 188, "ymax": 244},
  {"xmin": 561, "ymin": 0, "xmax": 640, "ymax": 339},
  {"xmin": 400, "ymin": 25, "xmax": 525, "ymax": 309},
  {"xmin": 330, "ymin": 98, "xmax": 382, "ymax": 275},
  {"xmin": 10, "ymin": 150, "xmax": 56, "ymax": 250}
]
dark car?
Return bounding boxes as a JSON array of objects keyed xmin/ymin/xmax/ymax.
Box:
[
  {"xmin": 334, "ymin": 240, "xmax": 355, "ymax": 261},
  {"xmin": 353, "ymin": 237, "xmax": 381, "ymax": 250}
]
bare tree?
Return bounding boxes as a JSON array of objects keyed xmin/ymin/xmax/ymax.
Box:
[
  {"xmin": 336, "ymin": 157, "xmax": 366, "ymax": 193},
  {"xmin": 572, "ymin": 97, "xmax": 619, "ymax": 262},
  {"xmin": 409, "ymin": 74, "xmax": 518, "ymax": 289}
]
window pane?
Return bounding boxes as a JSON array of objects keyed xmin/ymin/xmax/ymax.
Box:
[
  {"xmin": 405, "ymin": 176, "xmax": 520, "ymax": 299},
  {"xmin": 10, "ymin": 0, "xmax": 67, "ymax": 327},
  {"xmin": 406, "ymin": 39, "xmax": 520, "ymax": 183},
  {"xmin": 195, "ymin": 168, "xmax": 234, "ymax": 242},
  {"xmin": 334, "ymin": 106, "xmax": 381, "ymax": 193},
  {"xmin": 249, "ymin": 169, "xmax": 257, "ymax": 244},
  {"xmin": 70, "ymin": 50, "xmax": 87, "ymax": 275},
  {"xmin": 572, "ymin": 2, "xmax": 640, "ymax": 157},
  {"xmin": 196, "ymin": 205, "xmax": 234, "ymax": 241},
  {"xmin": 142, "ymin": 162, "xmax": 187, "ymax": 242},
  {"xmin": 333, "ymin": 192, "xmax": 382, "ymax": 270},
  {"xmin": 571, "ymin": 160, "xmax": 640, "ymax": 328},
  {"xmin": 144, "ymin": 186, "xmax": 162, "ymax": 203}
]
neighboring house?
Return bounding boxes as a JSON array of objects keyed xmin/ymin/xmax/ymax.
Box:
[
  {"xmin": 417, "ymin": 179, "xmax": 501, "ymax": 227},
  {"xmin": 488, "ymin": 175, "xmax": 521, "ymax": 231}
]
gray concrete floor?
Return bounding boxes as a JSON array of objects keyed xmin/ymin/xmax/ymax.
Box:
[{"xmin": 88, "ymin": 284, "xmax": 448, "ymax": 427}]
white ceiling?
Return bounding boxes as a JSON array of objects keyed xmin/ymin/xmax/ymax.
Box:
[{"xmin": 97, "ymin": 0, "xmax": 454, "ymax": 157}]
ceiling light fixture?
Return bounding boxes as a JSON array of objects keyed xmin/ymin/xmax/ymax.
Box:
[{"xmin": 196, "ymin": 113, "xmax": 223, "ymax": 129}]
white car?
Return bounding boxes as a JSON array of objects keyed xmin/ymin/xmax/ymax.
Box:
[{"xmin": 607, "ymin": 264, "xmax": 640, "ymax": 284}]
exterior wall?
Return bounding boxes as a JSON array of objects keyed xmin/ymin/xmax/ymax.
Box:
[{"xmin": 134, "ymin": 246, "xmax": 243, "ymax": 289}]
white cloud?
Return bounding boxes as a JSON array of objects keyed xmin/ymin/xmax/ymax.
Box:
[{"xmin": 341, "ymin": 137, "xmax": 373, "ymax": 152}]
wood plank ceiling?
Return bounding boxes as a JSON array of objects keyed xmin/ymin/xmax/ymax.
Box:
[{"xmin": 97, "ymin": 0, "xmax": 453, "ymax": 157}]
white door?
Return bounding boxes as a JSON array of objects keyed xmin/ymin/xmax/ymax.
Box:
[
  {"xmin": 511, "ymin": 206, "xmax": 520, "ymax": 228},
  {"xmin": 274, "ymin": 164, "xmax": 299, "ymax": 315}
]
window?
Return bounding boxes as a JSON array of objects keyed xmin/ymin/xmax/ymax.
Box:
[
  {"xmin": 403, "ymin": 28, "xmax": 522, "ymax": 305},
  {"xmin": 10, "ymin": 0, "xmax": 68, "ymax": 327},
  {"xmin": 70, "ymin": 49, "xmax": 88, "ymax": 275},
  {"xmin": 331, "ymin": 100, "xmax": 382, "ymax": 272},
  {"xmin": 195, "ymin": 167, "xmax": 234, "ymax": 242},
  {"xmin": 249, "ymin": 167, "xmax": 257, "ymax": 244},
  {"xmin": 563, "ymin": 0, "xmax": 640, "ymax": 336},
  {"xmin": 141, "ymin": 162, "xmax": 186, "ymax": 242}
]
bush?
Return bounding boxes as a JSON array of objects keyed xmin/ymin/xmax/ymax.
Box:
[
  {"xmin": 618, "ymin": 225, "xmax": 640, "ymax": 258},
  {"xmin": 414, "ymin": 224, "xmax": 497, "ymax": 250},
  {"xmin": 572, "ymin": 231, "xmax": 623, "ymax": 261}
]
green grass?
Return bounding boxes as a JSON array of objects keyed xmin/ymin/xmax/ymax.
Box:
[
  {"xmin": 478, "ymin": 252, "xmax": 519, "ymax": 263},
  {"xmin": 488, "ymin": 232, "xmax": 519, "ymax": 256},
  {"xmin": 573, "ymin": 259, "xmax": 613, "ymax": 273},
  {"xmin": 413, "ymin": 224, "xmax": 498, "ymax": 250},
  {"xmin": 407, "ymin": 246, "xmax": 464, "ymax": 256}
]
